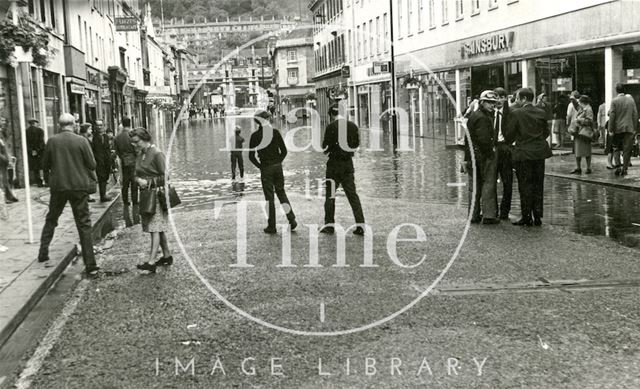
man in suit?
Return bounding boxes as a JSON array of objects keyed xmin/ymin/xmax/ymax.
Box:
[
  {"xmin": 320, "ymin": 102, "xmax": 365, "ymax": 236},
  {"xmin": 505, "ymin": 88, "xmax": 553, "ymax": 227},
  {"xmin": 464, "ymin": 90, "xmax": 499, "ymax": 225},
  {"xmin": 26, "ymin": 118, "xmax": 46, "ymax": 187},
  {"xmin": 493, "ymin": 87, "xmax": 512, "ymax": 220},
  {"xmin": 38, "ymin": 113, "xmax": 100, "ymax": 276},
  {"xmin": 91, "ymin": 120, "xmax": 113, "ymax": 202},
  {"xmin": 608, "ymin": 83, "xmax": 639, "ymax": 176},
  {"xmin": 249, "ymin": 110, "xmax": 297, "ymax": 234}
]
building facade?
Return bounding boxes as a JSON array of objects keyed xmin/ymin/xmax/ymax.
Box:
[
  {"xmin": 273, "ymin": 28, "xmax": 315, "ymax": 119},
  {"xmin": 392, "ymin": 0, "xmax": 640, "ymax": 142}
]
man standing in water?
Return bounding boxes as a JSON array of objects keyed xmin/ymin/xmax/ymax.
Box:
[{"xmin": 249, "ymin": 110, "xmax": 297, "ymax": 234}]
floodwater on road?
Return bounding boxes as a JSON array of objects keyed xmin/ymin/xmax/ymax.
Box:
[{"xmin": 161, "ymin": 117, "xmax": 640, "ymax": 248}]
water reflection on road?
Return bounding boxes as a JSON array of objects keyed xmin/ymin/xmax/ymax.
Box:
[{"xmin": 163, "ymin": 117, "xmax": 640, "ymax": 248}]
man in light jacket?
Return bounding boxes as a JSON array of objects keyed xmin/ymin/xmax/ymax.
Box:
[
  {"xmin": 608, "ymin": 83, "xmax": 639, "ymax": 176},
  {"xmin": 37, "ymin": 113, "xmax": 100, "ymax": 276}
]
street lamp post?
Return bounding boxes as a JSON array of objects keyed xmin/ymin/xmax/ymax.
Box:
[{"xmin": 388, "ymin": 0, "xmax": 398, "ymax": 150}]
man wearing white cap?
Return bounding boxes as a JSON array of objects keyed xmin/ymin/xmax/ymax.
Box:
[{"xmin": 463, "ymin": 90, "xmax": 499, "ymax": 224}]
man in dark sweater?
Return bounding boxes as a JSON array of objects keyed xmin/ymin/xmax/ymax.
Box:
[
  {"xmin": 114, "ymin": 117, "xmax": 138, "ymax": 207},
  {"xmin": 26, "ymin": 118, "xmax": 46, "ymax": 187},
  {"xmin": 38, "ymin": 113, "xmax": 100, "ymax": 276},
  {"xmin": 249, "ymin": 110, "xmax": 297, "ymax": 234},
  {"xmin": 320, "ymin": 102, "xmax": 365, "ymax": 235},
  {"xmin": 92, "ymin": 120, "xmax": 113, "ymax": 202}
]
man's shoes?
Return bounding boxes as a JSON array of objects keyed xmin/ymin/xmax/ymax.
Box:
[
  {"xmin": 585, "ymin": 168, "xmax": 592, "ymax": 174},
  {"xmin": 155, "ymin": 256, "xmax": 173, "ymax": 266},
  {"xmin": 614, "ymin": 168, "xmax": 622, "ymax": 176},
  {"xmin": 86, "ymin": 266, "xmax": 101, "ymax": 277},
  {"xmin": 570, "ymin": 168, "xmax": 582, "ymax": 174},
  {"xmin": 470, "ymin": 217, "xmax": 482, "ymax": 224},
  {"xmin": 289, "ymin": 220, "xmax": 298, "ymax": 231},
  {"xmin": 136, "ymin": 262, "xmax": 156, "ymax": 273},
  {"xmin": 88, "ymin": 197, "xmax": 96, "ymax": 203},
  {"xmin": 353, "ymin": 226, "xmax": 365, "ymax": 235},
  {"xmin": 100, "ymin": 196, "xmax": 113, "ymax": 202},
  {"xmin": 5, "ymin": 197, "xmax": 18, "ymax": 204},
  {"xmin": 606, "ymin": 165, "xmax": 615, "ymax": 170},
  {"xmin": 37, "ymin": 256, "xmax": 50, "ymax": 263},
  {"xmin": 620, "ymin": 169, "xmax": 628, "ymax": 176},
  {"xmin": 499, "ymin": 213, "xmax": 509, "ymax": 221},
  {"xmin": 319, "ymin": 226, "xmax": 335, "ymax": 234},
  {"xmin": 263, "ymin": 227, "xmax": 277, "ymax": 234},
  {"xmin": 533, "ymin": 218, "xmax": 542, "ymax": 227},
  {"xmin": 512, "ymin": 218, "xmax": 533, "ymax": 226},
  {"xmin": 482, "ymin": 218, "xmax": 500, "ymax": 225}
]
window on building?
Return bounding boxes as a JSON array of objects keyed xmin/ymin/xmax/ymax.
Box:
[
  {"xmin": 455, "ymin": 0, "xmax": 463, "ymax": 19},
  {"xmin": 418, "ymin": 0, "xmax": 424, "ymax": 31},
  {"xmin": 383, "ymin": 13, "xmax": 389, "ymax": 52},
  {"xmin": 288, "ymin": 50, "xmax": 297, "ymax": 62},
  {"xmin": 78, "ymin": 16, "xmax": 83, "ymax": 50},
  {"xmin": 472, "ymin": 0, "xmax": 480, "ymax": 14},
  {"xmin": 376, "ymin": 16, "xmax": 380, "ymax": 54},
  {"xmin": 429, "ymin": 0, "xmax": 435, "ymax": 27},
  {"xmin": 39, "ymin": 0, "xmax": 45, "ymax": 22},
  {"xmin": 398, "ymin": 0, "xmax": 403, "ymax": 37},
  {"xmin": 28, "ymin": 0, "xmax": 34, "ymax": 15},
  {"xmin": 369, "ymin": 20, "xmax": 373, "ymax": 57},
  {"xmin": 442, "ymin": 0, "xmax": 449, "ymax": 24},
  {"xmin": 357, "ymin": 25, "xmax": 361, "ymax": 60},
  {"xmin": 363, "ymin": 22, "xmax": 368, "ymax": 58},
  {"xmin": 408, "ymin": 0, "xmax": 412, "ymax": 33},
  {"xmin": 49, "ymin": 0, "xmax": 55, "ymax": 28}
]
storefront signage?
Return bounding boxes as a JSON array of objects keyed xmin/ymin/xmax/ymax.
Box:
[
  {"xmin": 341, "ymin": 65, "xmax": 351, "ymax": 78},
  {"xmin": 115, "ymin": 17, "xmax": 138, "ymax": 32},
  {"xmin": 462, "ymin": 32, "xmax": 514, "ymax": 59},
  {"xmin": 70, "ymin": 83, "xmax": 85, "ymax": 95}
]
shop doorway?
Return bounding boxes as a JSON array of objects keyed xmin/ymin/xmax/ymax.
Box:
[
  {"xmin": 471, "ymin": 64, "xmax": 505, "ymax": 97},
  {"xmin": 576, "ymin": 49, "xmax": 605, "ymax": 113}
]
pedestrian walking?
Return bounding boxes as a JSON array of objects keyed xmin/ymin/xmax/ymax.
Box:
[
  {"xmin": 319, "ymin": 103, "xmax": 366, "ymax": 235},
  {"xmin": 493, "ymin": 88, "xmax": 513, "ymax": 220},
  {"xmin": 608, "ymin": 83, "xmax": 639, "ymax": 176},
  {"xmin": 230, "ymin": 126, "xmax": 245, "ymax": 182},
  {"xmin": 597, "ymin": 102, "xmax": 607, "ymax": 148},
  {"xmin": 464, "ymin": 90, "xmax": 499, "ymax": 225},
  {"xmin": 552, "ymin": 94, "xmax": 569, "ymax": 148},
  {"xmin": 114, "ymin": 117, "xmax": 140, "ymax": 223},
  {"xmin": 131, "ymin": 128, "xmax": 173, "ymax": 273},
  {"xmin": 79, "ymin": 123, "xmax": 97, "ymax": 202},
  {"xmin": 571, "ymin": 96, "xmax": 595, "ymax": 174},
  {"xmin": 0, "ymin": 119, "xmax": 18, "ymax": 204},
  {"xmin": 37, "ymin": 113, "xmax": 100, "ymax": 276},
  {"xmin": 248, "ymin": 110, "xmax": 297, "ymax": 234},
  {"xmin": 26, "ymin": 118, "xmax": 46, "ymax": 187},
  {"xmin": 505, "ymin": 88, "xmax": 553, "ymax": 227},
  {"xmin": 91, "ymin": 120, "xmax": 113, "ymax": 202}
]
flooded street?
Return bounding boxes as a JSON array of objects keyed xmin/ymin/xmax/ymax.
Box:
[{"xmin": 165, "ymin": 117, "xmax": 640, "ymax": 248}]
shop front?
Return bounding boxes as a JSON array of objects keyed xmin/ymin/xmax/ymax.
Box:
[
  {"xmin": 108, "ymin": 66, "xmax": 127, "ymax": 127},
  {"xmin": 134, "ymin": 88, "xmax": 148, "ymax": 128},
  {"xmin": 313, "ymin": 69, "xmax": 346, "ymax": 127}
]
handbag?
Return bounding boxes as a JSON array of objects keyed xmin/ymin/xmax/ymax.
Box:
[
  {"xmin": 578, "ymin": 125, "xmax": 595, "ymax": 141},
  {"xmin": 158, "ymin": 184, "xmax": 181, "ymax": 211},
  {"xmin": 139, "ymin": 180, "xmax": 157, "ymax": 215}
]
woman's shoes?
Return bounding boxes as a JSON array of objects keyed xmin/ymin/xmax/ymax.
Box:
[
  {"xmin": 155, "ymin": 256, "xmax": 173, "ymax": 266},
  {"xmin": 570, "ymin": 168, "xmax": 582, "ymax": 174},
  {"xmin": 136, "ymin": 262, "xmax": 156, "ymax": 273}
]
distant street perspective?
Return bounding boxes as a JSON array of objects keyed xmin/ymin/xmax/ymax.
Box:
[{"xmin": 2, "ymin": 0, "xmax": 640, "ymax": 388}]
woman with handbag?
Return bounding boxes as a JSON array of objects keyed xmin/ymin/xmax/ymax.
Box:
[
  {"xmin": 131, "ymin": 128, "xmax": 173, "ymax": 273},
  {"xmin": 571, "ymin": 96, "xmax": 595, "ymax": 174}
]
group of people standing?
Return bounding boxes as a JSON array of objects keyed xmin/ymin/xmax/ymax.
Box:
[
  {"xmin": 464, "ymin": 87, "xmax": 552, "ymax": 227},
  {"xmin": 33, "ymin": 113, "xmax": 172, "ymax": 276}
]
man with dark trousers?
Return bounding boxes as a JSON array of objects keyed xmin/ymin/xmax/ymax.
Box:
[
  {"xmin": 26, "ymin": 118, "xmax": 46, "ymax": 187},
  {"xmin": 114, "ymin": 117, "xmax": 139, "ymax": 223},
  {"xmin": 319, "ymin": 102, "xmax": 365, "ymax": 235},
  {"xmin": 493, "ymin": 88, "xmax": 512, "ymax": 220},
  {"xmin": 91, "ymin": 120, "xmax": 112, "ymax": 202},
  {"xmin": 249, "ymin": 110, "xmax": 297, "ymax": 234},
  {"xmin": 505, "ymin": 88, "xmax": 553, "ymax": 227},
  {"xmin": 464, "ymin": 90, "xmax": 499, "ymax": 225},
  {"xmin": 608, "ymin": 83, "xmax": 639, "ymax": 177},
  {"xmin": 38, "ymin": 113, "xmax": 100, "ymax": 276}
]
